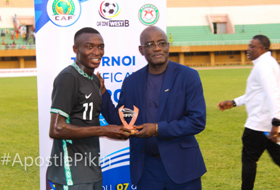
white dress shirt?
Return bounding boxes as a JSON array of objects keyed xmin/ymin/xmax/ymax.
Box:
[{"xmin": 234, "ymin": 51, "xmax": 280, "ymax": 132}]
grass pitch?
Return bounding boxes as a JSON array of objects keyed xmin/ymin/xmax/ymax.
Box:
[
  {"xmin": 0, "ymin": 77, "xmax": 38, "ymax": 189},
  {"xmin": 0, "ymin": 68, "xmax": 279, "ymax": 189}
]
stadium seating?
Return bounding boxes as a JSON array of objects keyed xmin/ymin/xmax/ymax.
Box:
[
  {"xmin": 0, "ymin": 28, "xmax": 34, "ymax": 46},
  {"xmin": 167, "ymin": 23, "xmax": 280, "ymax": 46}
]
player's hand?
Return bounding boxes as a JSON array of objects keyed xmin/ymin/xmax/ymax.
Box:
[
  {"xmin": 104, "ymin": 125, "xmax": 131, "ymax": 140},
  {"xmin": 134, "ymin": 123, "xmax": 157, "ymax": 138},
  {"xmin": 96, "ymin": 72, "xmax": 106, "ymax": 95},
  {"xmin": 217, "ymin": 100, "xmax": 234, "ymax": 111},
  {"xmin": 270, "ymin": 125, "xmax": 280, "ymax": 143}
]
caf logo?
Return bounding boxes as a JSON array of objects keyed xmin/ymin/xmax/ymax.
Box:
[
  {"xmin": 98, "ymin": 1, "xmax": 121, "ymax": 20},
  {"xmin": 138, "ymin": 4, "xmax": 159, "ymax": 26},
  {"xmin": 47, "ymin": 0, "xmax": 81, "ymax": 27}
]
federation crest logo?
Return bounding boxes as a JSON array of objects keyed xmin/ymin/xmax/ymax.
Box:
[
  {"xmin": 138, "ymin": 4, "xmax": 159, "ymax": 26},
  {"xmin": 47, "ymin": 0, "xmax": 81, "ymax": 27},
  {"xmin": 98, "ymin": 1, "xmax": 121, "ymax": 20}
]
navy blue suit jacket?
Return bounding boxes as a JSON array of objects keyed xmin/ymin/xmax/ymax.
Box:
[{"xmin": 101, "ymin": 61, "xmax": 206, "ymax": 185}]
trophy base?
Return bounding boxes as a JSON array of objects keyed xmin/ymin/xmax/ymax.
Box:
[
  {"xmin": 124, "ymin": 128, "xmax": 138, "ymax": 135},
  {"xmin": 130, "ymin": 129, "xmax": 138, "ymax": 135}
]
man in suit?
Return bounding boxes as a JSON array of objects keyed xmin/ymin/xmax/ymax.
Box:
[{"xmin": 98, "ymin": 26, "xmax": 206, "ymax": 190}]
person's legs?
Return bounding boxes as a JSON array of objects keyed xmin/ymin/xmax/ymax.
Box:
[
  {"xmin": 241, "ymin": 128, "xmax": 267, "ymax": 190},
  {"xmin": 267, "ymin": 139, "xmax": 280, "ymax": 167},
  {"xmin": 165, "ymin": 177, "xmax": 201, "ymax": 190},
  {"xmin": 137, "ymin": 153, "xmax": 202, "ymax": 190},
  {"xmin": 137, "ymin": 154, "xmax": 165, "ymax": 190}
]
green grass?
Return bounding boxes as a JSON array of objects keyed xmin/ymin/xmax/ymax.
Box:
[
  {"xmin": 198, "ymin": 69, "xmax": 279, "ymax": 190},
  {"xmin": 0, "ymin": 77, "xmax": 39, "ymax": 189},
  {"xmin": 0, "ymin": 69, "xmax": 279, "ymax": 189}
]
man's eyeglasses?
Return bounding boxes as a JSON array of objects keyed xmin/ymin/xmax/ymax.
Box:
[{"xmin": 141, "ymin": 41, "xmax": 169, "ymax": 50}]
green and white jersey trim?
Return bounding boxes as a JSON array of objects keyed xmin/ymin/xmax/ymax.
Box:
[
  {"xmin": 63, "ymin": 185, "xmax": 69, "ymax": 190},
  {"xmin": 50, "ymin": 108, "xmax": 69, "ymax": 118},
  {"xmin": 50, "ymin": 109, "xmax": 73, "ymax": 144},
  {"xmin": 72, "ymin": 62, "xmax": 93, "ymax": 80},
  {"xmin": 50, "ymin": 108, "xmax": 73, "ymax": 184},
  {"xmin": 63, "ymin": 140, "xmax": 73, "ymax": 186}
]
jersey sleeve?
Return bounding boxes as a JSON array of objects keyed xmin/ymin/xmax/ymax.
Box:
[{"xmin": 50, "ymin": 73, "xmax": 76, "ymax": 118}]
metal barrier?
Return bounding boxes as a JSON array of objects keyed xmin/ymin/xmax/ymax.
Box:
[{"xmin": 0, "ymin": 44, "xmax": 36, "ymax": 50}]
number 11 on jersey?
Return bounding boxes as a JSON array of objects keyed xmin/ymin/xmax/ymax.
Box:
[{"xmin": 83, "ymin": 102, "xmax": 93, "ymax": 120}]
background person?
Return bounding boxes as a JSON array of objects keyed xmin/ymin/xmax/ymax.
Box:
[
  {"xmin": 1, "ymin": 29, "xmax": 5, "ymax": 38},
  {"xmin": 98, "ymin": 26, "xmax": 206, "ymax": 190},
  {"xmin": 10, "ymin": 29, "xmax": 14, "ymax": 40},
  {"xmin": 241, "ymin": 25, "xmax": 245, "ymax": 33},
  {"xmin": 218, "ymin": 35, "xmax": 280, "ymax": 190},
  {"xmin": 47, "ymin": 27, "xmax": 130, "ymax": 190},
  {"xmin": 15, "ymin": 29, "xmax": 19, "ymax": 39},
  {"xmin": 169, "ymin": 33, "xmax": 173, "ymax": 45}
]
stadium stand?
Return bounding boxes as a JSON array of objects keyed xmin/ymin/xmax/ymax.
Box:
[
  {"xmin": 167, "ymin": 24, "xmax": 280, "ymax": 46},
  {"xmin": 166, "ymin": 0, "xmax": 280, "ymax": 66},
  {"xmin": 0, "ymin": 0, "xmax": 280, "ymax": 68},
  {"xmin": 0, "ymin": 28, "xmax": 34, "ymax": 46},
  {"xmin": 0, "ymin": 0, "xmax": 35, "ymax": 69}
]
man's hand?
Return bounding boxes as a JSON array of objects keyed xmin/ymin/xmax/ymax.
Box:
[
  {"xmin": 270, "ymin": 125, "xmax": 280, "ymax": 143},
  {"xmin": 104, "ymin": 125, "xmax": 131, "ymax": 140},
  {"xmin": 96, "ymin": 72, "xmax": 106, "ymax": 95},
  {"xmin": 134, "ymin": 123, "xmax": 157, "ymax": 138},
  {"xmin": 218, "ymin": 100, "xmax": 234, "ymax": 111}
]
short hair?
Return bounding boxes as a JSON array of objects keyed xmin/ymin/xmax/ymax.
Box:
[
  {"xmin": 252, "ymin": 35, "xmax": 270, "ymax": 50},
  {"xmin": 74, "ymin": 27, "xmax": 100, "ymax": 43}
]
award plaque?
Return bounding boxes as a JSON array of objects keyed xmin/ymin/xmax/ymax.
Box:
[{"xmin": 118, "ymin": 105, "xmax": 139, "ymax": 134}]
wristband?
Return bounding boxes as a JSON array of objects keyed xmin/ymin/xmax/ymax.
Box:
[
  {"xmin": 272, "ymin": 118, "xmax": 280, "ymax": 126},
  {"xmin": 153, "ymin": 123, "xmax": 158, "ymax": 137},
  {"xmin": 232, "ymin": 100, "xmax": 237, "ymax": 107}
]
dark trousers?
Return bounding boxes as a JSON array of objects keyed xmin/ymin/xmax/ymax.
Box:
[
  {"xmin": 242, "ymin": 128, "xmax": 280, "ymax": 190},
  {"xmin": 137, "ymin": 153, "xmax": 202, "ymax": 190}
]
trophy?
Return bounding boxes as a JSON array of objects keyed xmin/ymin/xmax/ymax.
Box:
[{"xmin": 118, "ymin": 105, "xmax": 139, "ymax": 134}]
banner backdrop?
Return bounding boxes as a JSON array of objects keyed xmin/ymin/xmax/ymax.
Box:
[{"xmin": 35, "ymin": 0, "xmax": 166, "ymax": 189}]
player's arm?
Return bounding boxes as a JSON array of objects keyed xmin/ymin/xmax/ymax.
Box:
[
  {"xmin": 50, "ymin": 73, "xmax": 129, "ymax": 140},
  {"xmin": 49, "ymin": 113, "xmax": 130, "ymax": 140}
]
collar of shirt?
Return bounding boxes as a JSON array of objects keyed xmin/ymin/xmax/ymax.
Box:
[
  {"xmin": 252, "ymin": 51, "xmax": 271, "ymax": 66},
  {"xmin": 71, "ymin": 62, "xmax": 93, "ymax": 81}
]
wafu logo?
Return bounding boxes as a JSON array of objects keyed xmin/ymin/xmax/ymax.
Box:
[
  {"xmin": 98, "ymin": 1, "xmax": 121, "ymax": 20},
  {"xmin": 97, "ymin": 1, "xmax": 129, "ymax": 27},
  {"xmin": 47, "ymin": 0, "xmax": 81, "ymax": 27}
]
